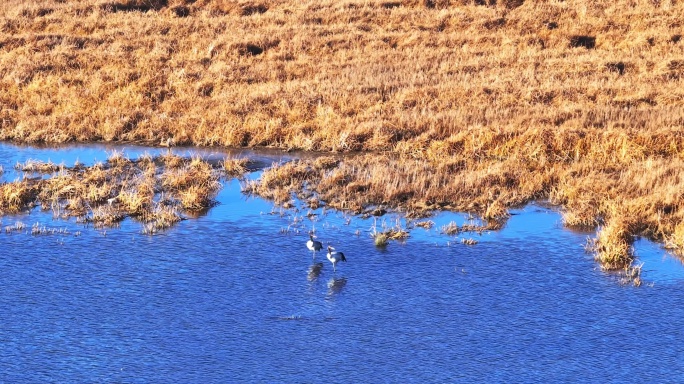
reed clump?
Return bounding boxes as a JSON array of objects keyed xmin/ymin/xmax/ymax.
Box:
[
  {"xmin": 373, "ymin": 232, "xmax": 389, "ymax": 247},
  {"xmin": 106, "ymin": 150, "xmax": 131, "ymax": 168},
  {"xmin": 0, "ymin": 179, "xmax": 40, "ymax": 214},
  {"xmin": 162, "ymin": 157, "xmax": 222, "ymax": 209},
  {"xmin": 4, "ymin": 221, "xmax": 26, "ymax": 234},
  {"xmin": 142, "ymin": 204, "xmax": 183, "ymax": 234},
  {"xmin": 2, "ymin": 154, "xmax": 243, "ymax": 232},
  {"xmin": 223, "ymin": 158, "xmax": 249, "ymax": 177},
  {"xmin": 370, "ymin": 218, "xmax": 409, "ymax": 246},
  {"xmin": 15, "ymin": 159, "xmax": 62, "ymax": 173},
  {"xmin": 88, "ymin": 204, "xmax": 126, "ymax": 227},
  {"xmin": 415, "ymin": 220, "xmax": 434, "ymax": 229},
  {"xmin": 441, "ymin": 221, "xmax": 460, "ymax": 236},
  {"xmin": 30, "ymin": 222, "xmax": 69, "ymax": 236},
  {"xmin": 461, "ymin": 238, "xmax": 478, "ymax": 246}
]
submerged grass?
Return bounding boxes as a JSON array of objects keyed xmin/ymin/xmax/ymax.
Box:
[{"xmin": 1, "ymin": 0, "xmax": 684, "ymax": 270}]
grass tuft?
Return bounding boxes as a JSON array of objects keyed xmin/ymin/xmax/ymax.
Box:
[
  {"xmin": 0, "ymin": 180, "xmax": 40, "ymax": 214},
  {"xmin": 223, "ymin": 158, "xmax": 249, "ymax": 177},
  {"xmin": 441, "ymin": 221, "xmax": 460, "ymax": 236},
  {"xmin": 15, "ymin": 159, "xmax": 62, "ymax": 173},
  {"xmin": 370, "ymin": 217, "xmax": 409, "ymax": 247}
]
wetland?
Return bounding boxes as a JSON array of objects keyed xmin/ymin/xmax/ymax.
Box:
[
  {"xmin": 3, "ymin": 0, "xmax": 684, "ymax": 381},
  {"xmin": 2, "ymin": 142, "xmax": 684, "ymax": 382}
]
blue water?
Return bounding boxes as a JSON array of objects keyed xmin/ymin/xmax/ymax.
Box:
[{"xmin": 1, "ymin": 142, "xmax": 684, "ymax": 382}]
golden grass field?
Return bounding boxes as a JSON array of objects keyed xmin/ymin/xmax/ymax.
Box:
[{"xmin": 1, "ymin": 0, "xmax": 684, "ymax": 273}]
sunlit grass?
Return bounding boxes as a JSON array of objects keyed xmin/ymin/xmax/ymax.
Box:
[
  {"xmin": 0, "ymin": 180, "xmax": 39, "ymax": 214},
  {"xmin": 1, "ymin": 154, "xmax": 244, "ymax": 232},
  {"xmin": 370, "ymin": 218, "xmax": 409, "ymax": 247}
]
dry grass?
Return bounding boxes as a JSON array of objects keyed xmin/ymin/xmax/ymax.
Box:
[
  {"xmin": 369, "ymin": 217, "xmax": 409, "ymax": 246},
  {"xmin": 1, "ymin": 0, "xmax": 684, "ymax": 268},
  {"xmin": 441, "ymin": 221, "xmax": 460, "ymax": 236},
  {"xmin": 248, "ymin": 148, "xmax": 684, "ymax": 269},
  {"xmin": 4, "ymin": 221, "xmax": 26, "ymax": 234},
  {"xmin": 415, "ymin": 220, "xmax": 434, "ymax": 229},
  {"xmin": 223, "ymin": 158, "xmax": 249, "ymax": 177},
  {"xmin": 0, "ymin": 179, "xmax": 40, "ymax": 214},
  {"xmin": 30, "ymin": 222, "xmax": 70, "ymax": 236},
  {"xmin": 1, "ymin": 0, "xmax": 682, "ymax": 150},
  {"xmin": 461, "ymin": 238, "xmax": 478, "ymax": 245},
  {"xmin": 162, "ymin": 156, "xmax": 222, "ymax": 209},
  {"xmin": 15, "ymin": 159, "xmax": 62, "ymax": 173},
  {"xmin": 142, "ymin": 204, "xmax": 183, "ymax": 234},
  {"xmin": 1, "ymin": 154, "xmax": 243, "ymax": 232}
]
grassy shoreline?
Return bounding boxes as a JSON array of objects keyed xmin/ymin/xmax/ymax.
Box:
[{"xmin": 2, "ymin": 0, "xmax": 684, "ymax": 274}]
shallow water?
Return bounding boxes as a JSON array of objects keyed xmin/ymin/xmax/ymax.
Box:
[{"xmin": 1, "ymin": 142, "xmax": 684, "ymax": 382}]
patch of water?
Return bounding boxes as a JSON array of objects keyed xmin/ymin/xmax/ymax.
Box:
[{"xmin": 634, "ymin": 237, "xmax": 684, "ymax": 283}]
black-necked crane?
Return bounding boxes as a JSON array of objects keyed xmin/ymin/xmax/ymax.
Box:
[
  {"xmin": 306, "ymin": 232, "xmax": 323, "ymax": 260},
  {"xmin": 326, "ymin": 246, "xmax": 347, "ymax": 273}
]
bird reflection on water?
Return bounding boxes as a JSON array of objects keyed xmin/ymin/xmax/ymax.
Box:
[
  {"xmin": 327, "ymin": 277, "xmax": 347, "ymax": 296},
  {"xmin": 307, "ymin": 262, "xmax": 324, "ymax": 281}
]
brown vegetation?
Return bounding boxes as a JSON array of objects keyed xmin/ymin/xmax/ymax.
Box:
[
  {"xmin": 369, "ymin": 217, "xmax": 409, "ymax": 246},
  {"xmin": 0, "ymin": 179, "xmax": 39, "ymax": 213},
  {"xmin": 2, "ymin": 0, "xmax": 682, "ymax": 149},
  {"xmin": 0, "ymin": 154, "xmax": 242, "ymax": 231},
  {"xmin": 1, "ymin": 0, "xmax": 684, "ymax": 272}
]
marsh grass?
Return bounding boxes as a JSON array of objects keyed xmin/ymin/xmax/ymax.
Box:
[
  {"xmin": 0, "ymin": 179, "xmax": 39, "ymax": 214},
  {"xmin": 441, "ymin": 221, "xmax": 460, "ymax": 236},
  {"xmin": 15, "ymin": 159, "xmax": 62, "ymax": 173},
  {"xmin": 2, "ymin": 0, "xmax": 684, "ymax": 269},
  {"xmin": 1, "ymin": 154, "xmax": 244, "ymax": 232},
  {"xmin": 251, "ymin": 148, "xmax": 684, "ymax": 270},
  {"xmin": 107, "ymin": 150, "xmax": 131, "ymax": 167},
  {"xmin": 372, "ymin": 231, "xmax": 389, "ymax": 247},
  {"xmin": 415, "ymin": 220, "xmax": 434, "ymax": 229},
  {"xmin": 142, "ymin": 204, "xmax": 183, "ymax": 234},
  {"xmin": 162, "ymin": 156, "xmax": 222, "ymax": 209},
  {"xmin": 460, "ymin": 223, "xmax": 489, "ymax": 234},
  {"xmin": 30, "ymin": 222, "xmax": 69, "ymax": 236},
  {"xmin": 2, "ymin": 1, "xmax": 683, "ymax": 152},
  {"xmin": 223, "ymin": 158, "xmax": 249, "ymax": 177},
  {"xmin": 4, "ymin": 221, "xmax": 26, "ymax": 234},
  {"xmin": 461, "ymin": 238, "xmax": 478, "ymax": 246},
  {"xmin": 370, "ymin": 217, "xmax": 409, "ymax": 246}
]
